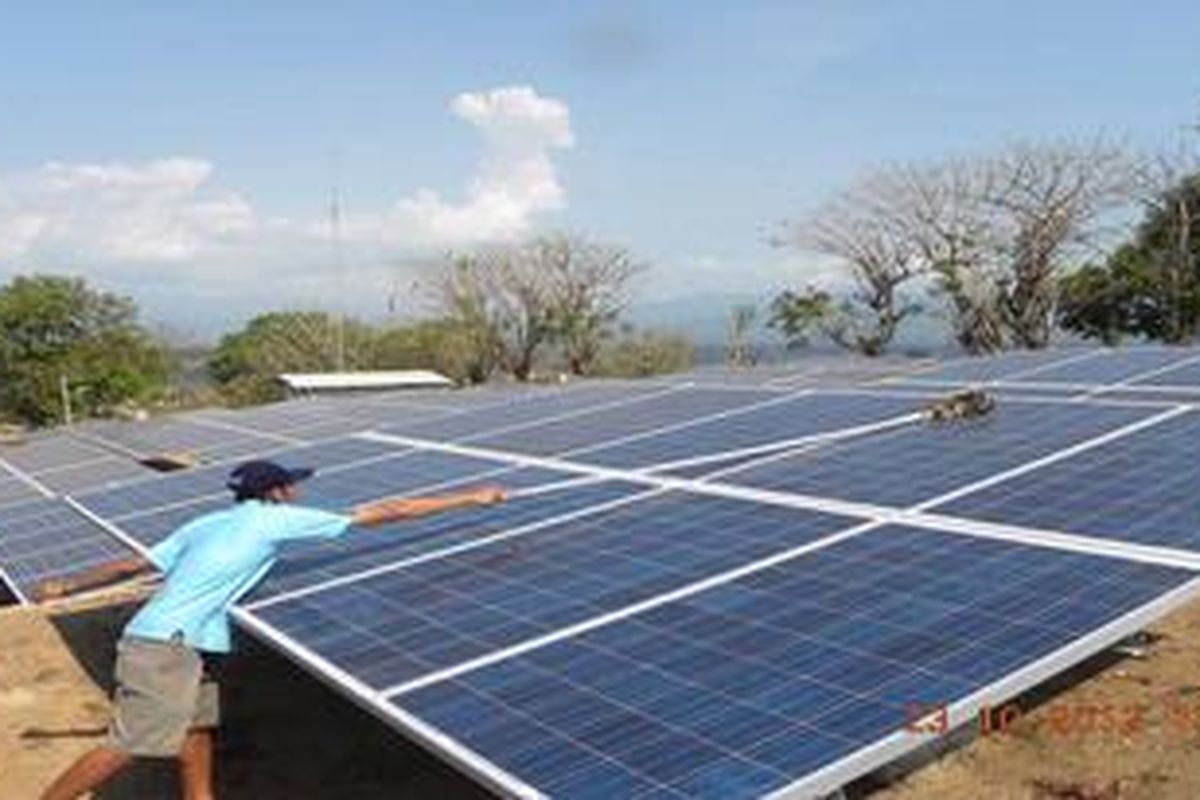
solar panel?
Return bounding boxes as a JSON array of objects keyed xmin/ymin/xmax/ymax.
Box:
[
  {"xmin": 23, "ymin": 363, "xmax": 1200, "ymax": 798},
  {"xmin": 0, "ymin": 476, "xmax": 44, "ymax": 508},
  {"xmin": 938, "ymin": 409, "xmax": 1200, "ymax": 550},
  {"xmin": 74, "ymin": 436, "xmax": 407, "ymax": 519},
  {"xmin": 248, "ymin": 492, "xmax": 859, "ymax": 692},
  {"xmin": 1097, "ymin": 387, "xmax": 1200, "ymax": 404},
  {"xmin": 84, "ymin": 447, "xmax": 566, "ymax": 553},
  {"xmin": 0, "ymin": 498, "xmax": 133, "ymax": 598},
  {"xmin": 721, "ymin": 402, "xmax": 1157, "ymax": 508},
  {"xmin": 384, "ymin": 526, "xmax": 1196, "ymax": 800},
  {"xmin": 380, "ymin": 383, "xmax": 700, "ymax": 443},
  {"xmin": 295, "ymin": 450, "xmax": 528, "ymax": 510},
  {"xmin": 1015, "ymin": 347, "xmax": 1194, "ymax": 385},
  {"xmin": 231, "ymin": 522, "xmax": 1180, "ymax": 796},
  {"xmin": 187, "ymin": 394, "xmax": 455, "ymax": 441},
  {"xmin": 253, "ymin": 473, "xmax": 648, "ymax": 600},
  {"xmin": 0, "ymin": 435, "xmax": 113, "ymax": 472},
  {"xmin": 468, "ymin": 387, "xmax": 786, "ymax": 457},
  {"xmin": 909, "ymin": 348, "xmax": 1096, "ymax": 383},
  {"xmin": 76, "ymin": 417, "xmax": 284, "ymax": 461},
  {"xmin": 575, "ymin": 393, "xmax": 923, "ymax": 470},
  {"xmin": 33, "ymin": 457, "xmax": 156, "ymax": 495},
  {"xmin": 1133, "ymin": 355, "xmax": 1200, "ymax": 388}
]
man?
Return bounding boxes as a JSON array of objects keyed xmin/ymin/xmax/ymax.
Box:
[{"xmin": 32, "ymin": 458, "xmax": 506, "ymax": 800}]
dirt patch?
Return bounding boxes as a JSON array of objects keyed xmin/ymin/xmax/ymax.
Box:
[
  {"xmin": 1, "ymin": 603, "xmax": 494, "ymax": 799},
  {"xmin": 5, "ymin": 594, "xmax": 1200, "ymax": 799},
  {"xmin": 871, "ymin": 598, "xmax": 1200, "ymax": 800}
]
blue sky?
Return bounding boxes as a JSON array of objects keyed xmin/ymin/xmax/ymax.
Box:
[{"xmin": 1, "ymin": 1, "xmax": 1198, "ymax": 339}]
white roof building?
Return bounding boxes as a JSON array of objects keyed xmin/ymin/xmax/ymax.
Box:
[{"xmin": 277, "ymin": 370, "xmax": 454, "ymax": 393}]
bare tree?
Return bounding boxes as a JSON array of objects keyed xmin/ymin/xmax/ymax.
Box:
[
  {"xmin": 437, "ymin": 234, "xmax": 642, "ymax": 382},
  {"xmin": 859, "ymin": 139, "xmax": 1132, "ymax": 352},
  {"xmin": 983, "ymin": 139, "xmax": 1132, "ymax": 347},
  {"xmin": 538, "ymin": 234, "xmax": 644, "ymax": 376},
  {"xmin": 775, "ymin": 181, "xmax": 922, "ymax": 355},
  {"xmin": 725, "ymin": 303, "xmax": 759, "ymax": 368},
  {"xmin": 879, "ymin": 158, "xmax": 1007, "ymax": 352},
  {"xmin": 437, "ymin": 244, "xmax": 557, "ymax": 382},
  {"xmin": 436, "ymin": 255, "xmax": 505, "ymax": 383}
]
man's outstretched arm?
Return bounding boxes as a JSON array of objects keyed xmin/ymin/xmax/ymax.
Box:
[
  {"xmin": 351, "ymin": 486, "xmax": 506, "ymax": 527},
  {"xmin": 31, "ymin": 556, "xmax": 154, "ymax": 602}
]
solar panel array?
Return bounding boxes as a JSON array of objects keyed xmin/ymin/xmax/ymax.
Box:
[
  {"xmin": 891, "ymin": 344, "xmax": 1200, "ymax": 402},
  {"xmin": 6, "ymin": 347, "xmax": 1200, "ymax": 798}
]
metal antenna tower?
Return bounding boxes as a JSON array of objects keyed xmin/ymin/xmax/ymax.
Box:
[{"xmin": 329, "ymin": 178, "xmax": 346, "ymax": 372}]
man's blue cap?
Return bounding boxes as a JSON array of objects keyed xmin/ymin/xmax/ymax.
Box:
[{"xmin": 227, "ymin": 460, "xmax": 315, "ymax": 496}]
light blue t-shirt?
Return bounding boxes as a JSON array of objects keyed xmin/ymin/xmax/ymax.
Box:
[{"xmin": 124, "ymin": 501, "xmax": 352, "ymax": 653}]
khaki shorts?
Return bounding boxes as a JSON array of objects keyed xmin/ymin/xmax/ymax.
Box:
[{"xmin": 106, "ymin": 636, "xmax": 220, "ymax": 757}]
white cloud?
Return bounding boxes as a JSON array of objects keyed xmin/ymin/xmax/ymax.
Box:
[
  {"xmin": 0, "ymin": 158, "xmax": 257, "ymax": 265},
  {"xmin": 384, "ymin": 85, "xmax": 574, "ymax": 244},
  {"xmin": 0, "ymin": 85, "xmax": 574, "ymax": 326}
]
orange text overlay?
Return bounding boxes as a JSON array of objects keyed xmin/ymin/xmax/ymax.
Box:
[{"xmin": 902, "ymin": 697, "xmax": 1200, "ymax": 739}]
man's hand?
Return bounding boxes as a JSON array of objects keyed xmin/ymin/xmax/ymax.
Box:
[
  {"xmin": 352, "ymin": 486, "xmax": 509, "ymax": 527},
  {"xmin": 469, "ymin": 486, "xmax": 507, "ymax": 506},
  {"xmin": 31, "ymin": 578, "xmax": 71, "ymax": 603}
]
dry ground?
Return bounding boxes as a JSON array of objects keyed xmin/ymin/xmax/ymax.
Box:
[
  {"xmin": 3, "ymin": 596, "xmax": 1200, "ymax": 800},
  {"xmin": 0, "ymin": 602, "xmax": 492, "ymax": 799}
]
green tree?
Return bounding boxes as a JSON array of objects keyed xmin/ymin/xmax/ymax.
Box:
[
  {"xmin": 208, "ymin": 311, "xmax": 375, "ymax": 404},
  {"xmin": 592, "ymin": 326, "xmax": 693, "ymax": 377},
  {"xmin": 373, "ymin": 318, "xmax": 500, "ymax": 384},
  {"xmin": 0, "ymin": 275, "xmax": 169, "ymax": 425},
  {"xmin": 1058, "ymin": 172, "xmax": 1200, "ymax": 343},
  {"xmin": 768, "ymin": 288, "xmax": 837, "ymax": 349}
]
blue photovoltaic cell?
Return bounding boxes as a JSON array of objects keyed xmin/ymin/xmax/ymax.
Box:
[
  {"xmin": 1136, "ymin": 356, "xmax": 1200, "ymax": 387},
  {"xmin": 104, "ymin": 451, "xmax": 559, "ymax": 550},
  {"xmin": 0, "ymin": 435, "xmax": 157, "ymax": 496},
  {"xmin": 252, "ymin": 493, "xmax": 857, "ymax": 691},
  {"xmin": 0, "ymin": 435, "xmax": 113, "ymax": 472},
  {"xmin": 986, "ymin": 385, "xmax": 1107, "ymax": 400},
  {"xmin": 1096, "ymin": 388, "xmax": 1200, "ymax": 404},
  {"xmin": 910, "ymin": 349, "xmax": 1094, "ymax": 383},
  {"xmin": 660, "ymin": 365, "xmax": 801, "ymax": 387},
  {"xmin": 367, "ymin": 384, "xmax": 536, "ymax": 412},
  {"xmin": 939, "ymin": 410, "xmax": 1200, "ymax": 550},
  {"xmin": 1016, "ymin": 348, "xmax": 1194, "ymax": 386},
  {"xmin": 0, "ymin": 477, "xmax": 43, "ymax": 508},
  {"xmin": 75, "ymin": 436, "xmax": 406, "ymax": 519},
  {"xmin": 75, "ymin": 417, "xmax": 289, "ymax": 464},
  {"xmin": 663, "ymin": 452, "xmax": 793, "ymax": 482},
  {"xmin": 189, "ymin": 395, "xmax": 448, "ymax": 438},
  {"xmin": 469, "ymin": 387, "xmax": 783, "ymax": 457},
  {"xmin": 379, "ymin": 384, "xmax": 675, "ymax": 442},
  {"xmin": 870, "ymin": 384, "xmax": 1095, "ymax": 403},
  {"xmin": 253, "ymin": 472, "xmax": 647, "ymax": 599},
  {"xmin": 189, "ymin": 402, "xmax": 360, "ymax": 434},
  {"xmin": 34, "ymin": 458, "xmax": 154, "ymax": 495},
  {"xmin": 295, "ymin": 449, "xmax": 523, "ymax": 510},
  {"xmin": 577, "ymin": 393, "xmax": 922, "ymax": 470},
  {"xmin": 393, "ymin": 526, "xmax": 1194, "ymax": 800},
  {"xmin": 0, "ymin": 499, "xmax": 134, "ymax": 596},
  {"xmin": 722, "ymin": 401, "xmax": 1153, "ymax": 508}
]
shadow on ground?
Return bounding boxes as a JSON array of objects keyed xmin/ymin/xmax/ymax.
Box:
[{"xmin": 50, "ymin": 604, "xmax": 496, "ymax": 800}]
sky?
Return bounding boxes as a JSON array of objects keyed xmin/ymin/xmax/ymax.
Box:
[{"xmin": 1, "ymin": 1, "xmax": 1199, "ymax": 341}]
